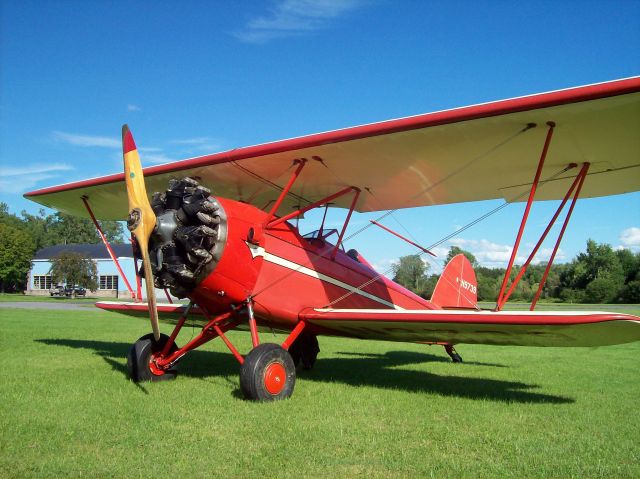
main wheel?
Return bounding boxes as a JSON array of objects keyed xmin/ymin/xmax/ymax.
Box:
[
  {"xmin": 240, "ymin": 343, "xmax": 296, "ymax": 401},
  {"xmin": 127, "ymin": 333, "xmax": 179, "ymax": 382},
  {"xmin": 288, "ymin": 332, "xmax": 320, "ymax": 370}
]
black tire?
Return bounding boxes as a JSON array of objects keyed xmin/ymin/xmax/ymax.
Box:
[
  {"xmin": 451, "ymin": 353, "xmax": 463, "ymax": 363},
  {"xmin": 127, "ymin": 333, "xmax": 179, "ymax": 383},
  {"xmin": 288, "ymin": 332, "xmax": 320, "ymax": 370},
  {"xmin": 240, "ymin": 343, "xmax": 296, "ymax": 401}
]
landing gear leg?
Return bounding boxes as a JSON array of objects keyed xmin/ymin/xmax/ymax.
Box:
[
  {"xmin": 444, "ymin": 344, "xmax": 463, "ymax": 363},
  {"xmin": 288, "ymin": 332, "xmax": 320, "ymax": 370}
]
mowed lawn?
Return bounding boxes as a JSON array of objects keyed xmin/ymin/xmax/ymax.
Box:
[{"xmin": 1, "ymin": 305, "xmax": 639, "ymax": 478}]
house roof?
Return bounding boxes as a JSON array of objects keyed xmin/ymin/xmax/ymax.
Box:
[{"xmin": 34, "ymin": 243, "xmax": 133, "ymax": 260}]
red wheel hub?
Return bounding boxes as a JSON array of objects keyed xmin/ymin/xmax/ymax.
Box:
[
  {"xmin": 263, "ymin": 362, "xmax": 286, "ymax": 395},
  {"xmin": 149, "ymin": 354, "xmax": 168, "ymax": 376}
]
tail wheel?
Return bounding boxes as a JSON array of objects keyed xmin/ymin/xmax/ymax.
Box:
[
  {"xmin": 288, "ymin": 332, "xmax": 320, "ymax": 370},
  {"xmin": 240, "ymin": 344, "xmax": 296, "ymax": 401},
  {"xmin": 127, "ymin": 333, "xmax": 179, "ymax": 382}
]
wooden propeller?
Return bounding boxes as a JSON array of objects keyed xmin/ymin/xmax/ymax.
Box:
[{"xmin": 122, "ymin": 125, "xmax": 160, "ymax": 341}]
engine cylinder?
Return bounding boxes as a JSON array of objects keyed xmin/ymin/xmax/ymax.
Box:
[{"xmin": 146, "ymin": 177, "xmax": 228, "ymax": 298}]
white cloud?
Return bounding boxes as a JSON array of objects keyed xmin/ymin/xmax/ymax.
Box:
[
  {"xmin": 0, "ymin": 163, "xmax": 73, "ymax": 177},
  {"xmin": 127, "ymin": 104, "xmax": 141, "ymax": 112},
  {"xmin": 0, "ymin": 163, "xmax": 74, "ymax": 194},
  {"xmin": 234, "ymin": 0, "xmax": 362, "ymax": 43},
  {"xmin": 619, "ymin": 227, "xmax": 640, "ymax": 250},
  {"xmin": 170, "ymin": 137, "xmax": 223, "ymax": 153},
  {"xmin": 370, "ymin": 257, "xmax": 397, "ymax": 274},
  {"xmin": 444, "ymin": 237, "xmax": 565, "ymax": 268},
  {"xmin": 52, "ymin": 131, "xmax": 119, "ymax": 148}
]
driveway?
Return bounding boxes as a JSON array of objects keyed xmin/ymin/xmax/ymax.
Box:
[{"xmin": 0, "ymin": 302, "xmax": 102, "ymax": 311}]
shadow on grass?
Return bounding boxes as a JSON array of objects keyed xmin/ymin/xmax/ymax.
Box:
[
  {"xmin": 337, "ymin": 350, "xmax": 508, "ymax": 368},
  {"xmin": 35, "ymin": 338, "xmax": 573, "ymax": 404}
]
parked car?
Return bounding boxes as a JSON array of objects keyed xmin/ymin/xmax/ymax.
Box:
[
  {"xmin": 65, "ymin": 285, "xmax": 86, "ymax": 297},
  {"xmin": 50, "ymin": 283, "xmax": 66, "ymax": 297},
  {"xmin": 49, "ymin": 284, "xmax": 87, "ymax": 297}
]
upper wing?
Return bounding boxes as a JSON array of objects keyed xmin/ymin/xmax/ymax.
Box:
[
  {"xmin": 301, "ymin": 308, "xmax": 640, "ymax": 347},
  {"xmin": 25, "ymin": 77, "xmax": 640, "ymax": 220}
]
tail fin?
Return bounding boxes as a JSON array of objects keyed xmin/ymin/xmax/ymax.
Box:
[{"xmin": 430, "ymin": 254, "xmax": 477, "ymax": 308}]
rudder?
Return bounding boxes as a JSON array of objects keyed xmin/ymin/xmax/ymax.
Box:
[{"xmin": 430, "ymin": 254, "xmax": 477, "ymax": 308}]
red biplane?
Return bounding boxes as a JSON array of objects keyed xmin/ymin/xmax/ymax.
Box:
[{"xmin": 25, "ymin": 77, "xmax": 640, "ymax": 400}]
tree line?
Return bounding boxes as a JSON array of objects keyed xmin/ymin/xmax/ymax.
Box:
[
  {"xmin": 0, "ymin": 203, "xmax": 123, "ymax": 292},
  {"xmin": 393, "ymin": 241, "xmax": 640, "ymax": 304}
]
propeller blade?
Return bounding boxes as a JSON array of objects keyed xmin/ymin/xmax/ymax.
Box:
[{"xmin": 122, "ymin": 125, "xmax": 160, "ymax": 341}]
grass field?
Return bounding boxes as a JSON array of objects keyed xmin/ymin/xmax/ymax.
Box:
[{"xmin": 1, "ymin": 305, "xmax": 639, "ymax": 478}]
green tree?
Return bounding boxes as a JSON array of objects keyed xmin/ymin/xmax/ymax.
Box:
[
  {"xmin": 585, "ymin": 277, "xmax": 619, "ymax": 303},
  {"xmin": 445, "ymin": 246, "xmax": 478, "ymax": 268},
  {"xmin": 619, "ymin": 280, "xmax": 640, "ymax": 303},
  {"xmin": 0, "ymin": 202, "xmax": 24, "ymax": 229},
  {"xmin": 19, "ymin": 209, "xmax": 57, "ymax": 250},
  {"xmin": 615, "ymin": 249, "xmax": 640, "ymax": 283},
  {"xmin": 48, "ymin": 213, "xmax": 124, "ymax": 245},
  {"xmin": 49, "ymin": 252, "xmax": 98, "ymax": 295},
  {"xmin": 0, "ymin": 223, "xmax": 35, "ymax": 292},
  {"xmin": 393, "ymin": 254, "xmax": 430, "ymax": 296}
]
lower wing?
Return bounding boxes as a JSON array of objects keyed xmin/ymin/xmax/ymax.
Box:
[{"xmin": 301, "ymin": 308, "xmax": 640, "ymax": 347}]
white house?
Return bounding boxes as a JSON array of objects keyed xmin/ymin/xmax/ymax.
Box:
[{"xmin": 28, "ymin": 243, "xmax": 138, "ymax": 298}]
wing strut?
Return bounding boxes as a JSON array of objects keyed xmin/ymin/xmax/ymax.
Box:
[
  {"xmin": 81, "ymin": 196, "xmax": 136, "ymax": 299},
  {"xmin": 495, "ymin": 121, "xmax": 591, "ymax": 310},
  {"xmin": 496, "ymin": 122, "xmax": 556, "ymax": 308},
  {"xmin": 529, "ymin": 163, "xmax": 590, "ymax": 309},
  {"xmin": 499, "ymin": 162, "xmax": 589, "ymax": 309}
]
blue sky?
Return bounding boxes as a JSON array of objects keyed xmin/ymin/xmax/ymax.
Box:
[{"xmin": 1, "ymin": 0, "xmax": 639, "ymax": 273}]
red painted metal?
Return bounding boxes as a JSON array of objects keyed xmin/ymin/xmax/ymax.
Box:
[
  {"xmin": 267, "ymin": 186, "xmax": 357, "ymax": 229},
  {"xmin": 161, "ymin": 303, "xmax": 193, "ymax": 357},
  {"xmin": 499, "ymin": 163, "xmax": 582, "ymax": 306},
  {"xmin": 531, "ymin": 163, "xmax": 591, "ymax": 310},
  {"xmin": 264, "ymin": 159, "xmax": 307, "ymax": 227},
  {"xmin": 430, "ymin": 254, "xmax": 478, "ymax": 309},
  {"xmin": 25, "ymin": 77, "xmax": 640, "ymax": 199},
  {"xmin": 155, "ymin": 310, "xmax": 235, "ymax": 368},
  {"xmin": 331, "ymin": 188, "xmax": 360, "ymax": 260},
  {"xmin": 263, "ymin": 362, "xmax": 286, "ymax": 394},
  {"xmin": 369, "ymin": 220, "xmax": 436, "ymax": 257},
  {"xmin": 212, "ymin": 323, "xmax": 245, "ymax": 364},
  {"xmin": 282, "ymin": 321, "xmax": 307, "ymax": 351},
  {"xmin": 247, "ymin": 300, "xmax": 259, "ymax": 348},
  {"xmin": 496, "ymin": 122, "xmax": 555, "ymax": 310},
  {"xmin": 163, "ymin": 288, "xmax": 173, "ymax": 304},
  {"xmin": 82, "ymin": 197, "xmax": 135, "ymax": 298}
]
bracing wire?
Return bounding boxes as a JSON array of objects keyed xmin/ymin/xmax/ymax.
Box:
[
  {"xmin": 323, "ymin": 163, "xmax": 576, "ymax": 308},
  {"xmin": 250, "ymin": 124, "xmax": 536, "ymax": 300}
]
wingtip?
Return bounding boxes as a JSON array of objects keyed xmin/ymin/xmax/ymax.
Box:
[{"xmin": 122, "ymin": 124, "xmax": 137, "ymax": 154}]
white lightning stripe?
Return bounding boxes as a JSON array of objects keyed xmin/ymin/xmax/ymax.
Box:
[{"xmin": 248, "ymin": 243, "xmax": 403, "ymax": 310}]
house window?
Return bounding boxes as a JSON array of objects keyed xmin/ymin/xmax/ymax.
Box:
[
  {"xmin": 33, "ymin": 275, "xmax": 53, "ymax": 290},
  {"xmin": 99, "ymin": 275, "xmax": 119, "ymax": 290}
]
